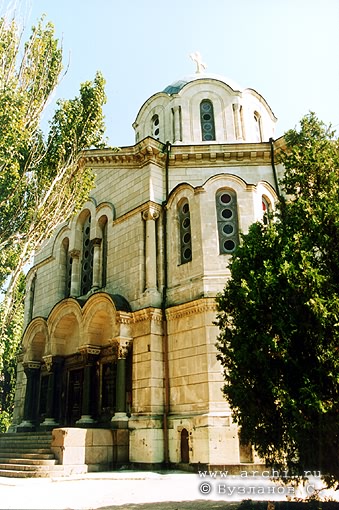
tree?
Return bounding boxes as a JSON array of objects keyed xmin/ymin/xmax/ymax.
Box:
[
  {"xmin": 215, "ymin": 113, "xmax": 339, "ymax": 486},
  {"xmin": 0, "ymin": 15, "xmax": 108, "ymax": 429},
  {"xmin": 0, "ymin": 15, "xmax": 107, "ymax": 331},
  {"xmin": 0, "ymin": 274, "xmax": 25, "ymax": 432}
]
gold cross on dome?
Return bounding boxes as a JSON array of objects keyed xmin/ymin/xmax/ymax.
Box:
[{"xmin": 190, "ymin": 51, "xmax": 207, "ymax": 74}]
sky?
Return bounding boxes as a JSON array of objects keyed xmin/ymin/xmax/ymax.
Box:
[{"xmin": 3, "ymin": 0, "xmax": 339, "ymax": 147}]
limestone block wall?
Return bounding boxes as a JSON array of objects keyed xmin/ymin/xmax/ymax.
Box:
[
  {"xmin": 131, "ymin": 309, "xmax": 164, "ymax": 415},
  {"xmin": 168, "ymin": 414, "xmax": 240, "ymax": 465},
  {"xmin": 166, "ymin": 299, "xmax": 225, "ymax": 414},
  {"xmin": 51, "ymin": 427, "xmax": 129, "ymax": 471}
]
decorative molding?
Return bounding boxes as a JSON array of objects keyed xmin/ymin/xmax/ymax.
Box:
[
  {"xmin": 132, "ymin": 308, "xmax": 163, "ymax": 324},
  {"xmin": 165, "ymin": 298, "xmax": 217, "ymax": 321}
]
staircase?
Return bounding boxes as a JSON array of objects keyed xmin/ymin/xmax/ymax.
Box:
[{"xmin": 0, "ymin": 432, "xmax": 87, "ymax": 478}]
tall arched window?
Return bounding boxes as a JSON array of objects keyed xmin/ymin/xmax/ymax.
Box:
[
  {"xmin": 99, "ymin": 215, "xmax": 108, "ymax": 287},
  {"xmin": 63, "ymin": 237, "xmax": 72, "ymax": 298},
  {"xmin": 151, "ymin": 114, "xmax": 160, "ymax": 140},
  {"xmin": 200, "ymin": 100, "xmax": 216, "ymax": 141},
  {"xmin": 254, "ymin": 111, "xmax": 263, "ymax": 142},
  {"xmin": 216, "ymin": 189, "xmax": 239, "ymax": 254},
  {"xmin": 262, "ymin": 196, "xmax": 271, "ymax": 225},
  {"xmin": 81, "ymin": 215, "xmax": 94, "ymax": 295},
  {"xmin": 178, "ymin": 198, "xmax": 192, "ymax": 264}
]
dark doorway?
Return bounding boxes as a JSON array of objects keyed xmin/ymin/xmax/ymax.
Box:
[
  {"xmin": 67, "ymin": 368, "xmax": 83, "ymax": 425},
  {"xmin": 180, "ymin": 428, "xmax": 189, "ymax": 463}
]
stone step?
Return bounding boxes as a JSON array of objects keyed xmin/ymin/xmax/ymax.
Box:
[
  {"xmin": 0, "ymin": 463, "xmax": 63, "ymax": 472},
  {"xmin": 0, "ymin": 440, "xmax": 52, "ymax": 447},
  {"xmin": 0, "ymin": 458, "xmax": 57, "ymax": 466},
  {"xmin": 0, "ymin": 435, "xmax": 52, "ymax": 444},
  {"xmin": 1, "ymin": 452, "xmax": 56, "ymax": 460},
  {"xmin": 0, "ymin": 447, "xmax": 53, "ymax": 454},
  {"xmin": 0, "ymin": 432, "xmax": 52, "ymax": 439},
  {"xmin": 0, "ymin": 435, "xmax": 52, "ymax": 441},
  {"xmin": 0, "ymin": 464, "xmax": 88, "ymax": 478}
]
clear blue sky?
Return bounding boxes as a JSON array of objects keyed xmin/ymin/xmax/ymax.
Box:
[{"xmin": 5, "ymin": 0, "xmax": 339, "ymax": 147}]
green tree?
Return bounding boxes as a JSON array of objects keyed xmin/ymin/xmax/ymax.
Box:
[
  {"xmin": 0, "ymin": 15, "xmax": 107, "ymax": 330},
  {"xmin": 0, "ymin": 274, "xmax": 25, "ymax": 432},
  {"xmin": 0, "ymin": 15, "xmax": 108, "ymax": 429},
  {"xmin": 215, "ymin": 113, "xmax": 339, "ymax": 485}
]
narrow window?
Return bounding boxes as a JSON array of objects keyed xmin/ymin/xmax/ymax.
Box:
[
  {"xmin": 254, "ymin": 111, "xmax": 263, "ymax": 142},
  {"xmin": 216, "ymin": 189, "xmax": 239, "ymax": 254},
  {"xmin": 151, "ymin": 114, "xmax": 160, "ymax": 140},
  {"xmin": 178, "ymin": 199, "xmax": 192, "ymax": 263},
  {"xmin": 63, "ymin": 237, "xmax": 72, "ymax": 298},
  {"xmin": 262, "ymin": 196, "xmax": 271, "ymax": 225},
  {"xmin": 99, "ymin": 216, "xmax": 108, "ymax": 287},
  {"xmin": 200, "ymin": 100, "xmax": 216, "ymax": 141},
  {"xmin": 81, "ymin": 215, "xmax": 94, "ymax": 295}
]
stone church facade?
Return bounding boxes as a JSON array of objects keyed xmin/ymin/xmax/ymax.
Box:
[{"xmin": 11, "ymin": 63, "xmax": 284, "ymax": 470}]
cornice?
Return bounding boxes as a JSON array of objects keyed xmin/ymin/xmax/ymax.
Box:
[
  {"xmin": 80, "ymin": 138, "xmax": 285, "ymax": 170},
  {"xmin": 81, "ymin": 138, "xmax": 165, "ymax": 169},
  {"xmin": 133, "ymin": 307, "xmax": 163, "ymax": 324},
  {"xmin": 166, "ymin": 297, "xmax": 217, "ymax": 321}
]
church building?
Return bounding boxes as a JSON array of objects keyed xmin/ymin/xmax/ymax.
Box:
[{"xmin": 10, "ymin": 56, "xmax": 284, "ymax": 472}]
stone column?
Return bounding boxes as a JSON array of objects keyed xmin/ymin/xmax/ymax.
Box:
[
  {"xmin": 111, "ymin": 337, "xmax": 131, "ymax": 426},
  {"xmin": 142, "ymin": 207, "xmax": 159, "ymax": 292},
  {"xmin": 41, "ymin": 356, "xmax": 63, "ymax": 429},
  {"xmin": 70, "ymin": 249, "xmax": 81, "ymax": 297},
  {"xmin": 173, "ymin": 106, "xmax": 181, "ymax": 143},
  {"xmin": 18, "ymin": 361, "xmax": 41, "ymax": 430},
  {"xmin": 76, "ymin": 346, "xmax": 100, "ymax": 425},
  {"xmin": 92, "ymin": 238, "xmax": 102, "ymax": 289}
]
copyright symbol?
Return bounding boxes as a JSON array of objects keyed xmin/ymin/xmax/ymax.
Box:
[{"xmin": 199, "ymin": 482, "xmax": 212, "ymax": 495}]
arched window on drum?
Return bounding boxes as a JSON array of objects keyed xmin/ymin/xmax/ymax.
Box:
[
  {"xmin": 178, "ymin": 198, "xmax": 192, "ymax": 264},
  {"xmin": 216, "ymin": 189, "xmax": 239, "ymax": 254},
  {"xmin": 200, "ymin": 100, "xmax": 216, "ymax": 141},
  {"xmin": 254, "ymin": 111, "xmax": 263, "ymax": 142},
  {"xmin": 151, "ymin": 114, "xmax": 160, "ymax": 140}
]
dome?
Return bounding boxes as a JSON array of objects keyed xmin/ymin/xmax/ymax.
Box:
[
  {"xmin": 163, "ymin": 73, "xmax": 242, "ymax": 95},
  {"xmin": 133, "ymin": 72, "xmax": 277, "ymax": 145}
]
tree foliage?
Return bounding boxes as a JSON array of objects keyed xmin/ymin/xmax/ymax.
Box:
[
  {"xmin": 0, "ymin": 14, "xmax": 108, "ymax": 429},
  {"xmin": 215, "ymin": 113, "xmax": 339, "ymax": 485},
  {"xmin": 0, "ymin": 15, "xmax": 107, "ymax": 329},
  {"xmin": 0, "ymin": 274, "xmax": 24, "ymax": 432}
]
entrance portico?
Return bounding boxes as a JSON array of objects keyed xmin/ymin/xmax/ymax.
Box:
[{"xmin": 17, "ymin": 293, "xmax": 133, "ymax": 431}]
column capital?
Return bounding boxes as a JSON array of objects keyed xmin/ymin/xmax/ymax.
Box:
[
  {"xmin": 115, "ymin": 337, "xmax": 132, "ymax": 359},
  {"xmin": 78, "ymin": 345, "xmax": 101, "ymax": 363},
  {"xmin": 92, "ymin": 237, "xmax": 102, "ymax": 247},
  {"xmin": 142, "ymin": 206, "xmax": 160, "ymax": 222},
  {"xmin": 23, "ymin": 361, "xmax": 41, "ymax": 371},
  {"xmin": 69, "ymin": 249, "xmax": 80, "ymax": 259},
  {"xmin": 42, "ymin": 355, "xmax": 64, "ymax": 372}
]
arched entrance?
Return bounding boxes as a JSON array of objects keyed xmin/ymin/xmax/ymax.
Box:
[{"xmin": 180, "ymin": 428, "xmax": 189, "ymax": 463}]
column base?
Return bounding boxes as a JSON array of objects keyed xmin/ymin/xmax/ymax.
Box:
[
  {"xmin": 111, "ymin": 412, "xmax": 129, "ymax": 429},
  {"xmin": 40, "ymin": 418, "xmax": 59, "ymax": 430},
  {"xmin": 76, "ymin": 415, "xmax": 96, "ymax": 426},
  {"xmin": 17, "ymin": 420, "xmax": 35, "ymax": 431}
]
